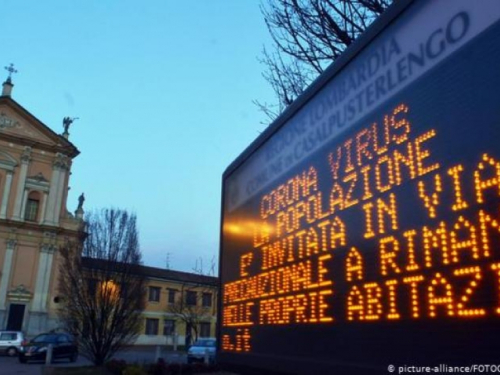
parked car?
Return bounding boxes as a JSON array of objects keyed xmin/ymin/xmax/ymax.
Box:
[
  {"xmin": 187, "ymin": 338, "xmax": 216, "ymax": 364},
  {"xmin": 0, "ymin": 331, "xmax": 25, "ymax": 357},
  {"xmin": 18, "ymin": 332, "xmax": 78, "ymax": 363}
]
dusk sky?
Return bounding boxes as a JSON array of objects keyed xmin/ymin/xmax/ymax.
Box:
[{"xmin": 0, "ymin": 1, "xmax": 276, "ymax": 273}]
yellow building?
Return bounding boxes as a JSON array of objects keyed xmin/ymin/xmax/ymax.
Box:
[
  {"xmin": 140, "ymin": 266, "xmax": 218, "ymax": 348},
  {"xmin": 0, "ymin": 70, "xmax": 82, "ymax": 335},
  {"xmin": 82, "ymin": 256, "xmax": 218, "ymax": 348}
]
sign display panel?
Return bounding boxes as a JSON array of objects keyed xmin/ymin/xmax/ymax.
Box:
[{"xmin": 219, "ymin": 1, "xmax": 500, "ymax": 373}]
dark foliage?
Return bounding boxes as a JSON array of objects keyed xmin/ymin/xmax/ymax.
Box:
[
  {"xmin": 105, "ymin": 359, "xmax": 128, "ymax": 375},
  {"xmin": 146, "ymin": 359, "xmax": 219, "ymax": 375}
]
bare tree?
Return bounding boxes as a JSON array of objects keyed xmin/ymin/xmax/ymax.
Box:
[
  {"xmin": 167, "ymin": 284, "xmax": 216, "ymax": 345},
  {"xmin": 166, "ymin": 258, "xmax": 218, "ymax": 346},
  {"xmin": 257, "ymin": 0, "xmax": 391, "ymax": 121},
  {"xmin": 58, "ymin": 208, "xmax": 146, "ymax": 366}
]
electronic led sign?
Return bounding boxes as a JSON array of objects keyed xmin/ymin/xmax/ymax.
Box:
[{"xmin": 219, "ymin": 1, "xmax": 500, "ymax": 374}]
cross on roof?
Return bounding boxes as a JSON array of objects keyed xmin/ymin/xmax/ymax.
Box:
[{"xmin": 4, "ymin": 63, "xmax": 18, "ymax": 79}]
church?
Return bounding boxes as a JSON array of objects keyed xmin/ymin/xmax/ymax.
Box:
[{"xmin": 0, "ymin": 65, "xmax": 83, "ymax": 335}]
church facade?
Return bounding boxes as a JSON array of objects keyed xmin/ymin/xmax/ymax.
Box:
[{"xmin": 0, "ymin": 72, "xmax": 83, "ymax": 335}]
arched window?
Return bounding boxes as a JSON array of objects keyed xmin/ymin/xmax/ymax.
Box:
[{"xmin": 24, "ymin": 191, "xmax": 40, "ymax": 222}]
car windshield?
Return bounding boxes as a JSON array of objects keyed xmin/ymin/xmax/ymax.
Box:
[
  {"xmin": 32, "ymin": 334, "xmax": 58, "ymax": 343},
  {"xmin": 193, "ymin": 339, "xmax": 215, "ymax": 347}
]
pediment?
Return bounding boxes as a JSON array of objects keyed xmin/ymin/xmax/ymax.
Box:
[
  {"xmin": 7, "ymin": 284, "xmax": 32, "ymax": 302},
  {"xmin": 26, "ymin": 172, "xmax": 50, "ymax": 191},
  {"xmin": 0, "ymin": 97, "xmax": 79, "ymax": 158},
  {"xmin": 0, "ymin": 107, "xmax": 55, "ymax": 145}
]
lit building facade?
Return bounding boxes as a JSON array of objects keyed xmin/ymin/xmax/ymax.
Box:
[
  {"xmin": 138, "ymin": 265, "xmax": 218, "ymax": 347},
  {"xmin": 0, "ymin": 73, "xmax": 82, "ymax": 335},
  {"xmin": 82, "ymin": 257, "xmax": 218, "ymax": 347}
]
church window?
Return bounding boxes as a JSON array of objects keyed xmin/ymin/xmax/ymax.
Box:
[{"xmin": 25, "ymin": 191, "xmax": 40, "ymax": 222}]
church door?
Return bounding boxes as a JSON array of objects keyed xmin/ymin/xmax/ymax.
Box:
[{"xmin": 6, "ymin": 304, "xmax": 25, "ymax": 331}]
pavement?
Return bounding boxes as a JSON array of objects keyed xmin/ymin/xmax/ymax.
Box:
[{"xmin": 0, "ymin": 347, "xmax": 187, "ymax": 375}]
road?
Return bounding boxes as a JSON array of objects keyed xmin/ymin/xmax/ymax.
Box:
[{"xmin": 0, "ymin": 347, "xmax": 187, "ymax": 375}]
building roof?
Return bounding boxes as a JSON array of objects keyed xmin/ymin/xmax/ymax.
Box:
[{"xmin": 81, "ymin": 257, "xmax": 218, "ymax": 286}]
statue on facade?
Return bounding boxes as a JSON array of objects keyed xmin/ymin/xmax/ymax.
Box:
[
  {"xmin": 63, "ymin": 117, "xmax": 73, "ymax": 133},
  {"xmin": 62, "ymin": 117, "xmax": 79, "ymax": 139},
  {"xmin": 77, "ymin": 193, "xmax": 85, "ymax": 210},
  {"xmin": 75, "ymin": 193, "xmax": 85, "ymax": 220}
]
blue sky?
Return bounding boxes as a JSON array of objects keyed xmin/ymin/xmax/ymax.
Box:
[{"xmin": 0, "ymin": 1, "xmax": 276, "ymax": 273}]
